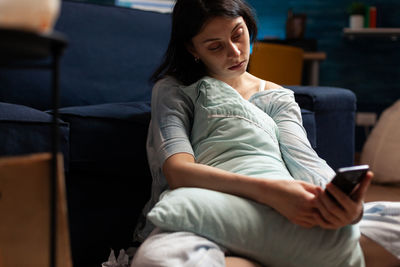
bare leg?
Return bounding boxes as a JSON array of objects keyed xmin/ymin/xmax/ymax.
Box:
[
  {"xmin": 225, "ymin": 256, "xmax": 263, "ymax": 267},
  {"xmin": 360, "ymin": 234, "xmax": 400, "ymax": 267}
]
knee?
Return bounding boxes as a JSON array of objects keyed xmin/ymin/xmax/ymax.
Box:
[
  {"xmin": 130, "ymin": 237, "xmax": 168, "ymax": 267},
  {"xmin": 130, "ymin": 230, "xmax": 225, "ymax": 267},
  {"xmin": 360, "ymin": 235, "xmax": 400, "ymax": 267}
]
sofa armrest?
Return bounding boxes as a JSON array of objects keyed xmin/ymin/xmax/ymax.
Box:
[
  {"xmin": 0, "ymin": 102, "xmax": 70, "ymax": 170},
  {"xmin": 288, "ymin": 86, "xmax": 357, "ymax": 170}
]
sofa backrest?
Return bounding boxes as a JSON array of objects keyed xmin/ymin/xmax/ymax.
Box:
[{"xmin": 0, "ymin": 1, "xmax": 171, "ymax": 110}]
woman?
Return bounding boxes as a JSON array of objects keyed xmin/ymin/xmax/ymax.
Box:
[{"xmin": 132, "ymin": 0, "xmax": 400, "ymax": 266}]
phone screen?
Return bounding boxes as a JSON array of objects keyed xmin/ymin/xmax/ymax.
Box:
[{"xmin": 330, "ymin": 165, "xmax": 369, "ymax": 195}]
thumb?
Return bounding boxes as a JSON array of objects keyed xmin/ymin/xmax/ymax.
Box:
[
  {"xmin": 302, "ymin": 182, "xmax": 323, "ymax": 196},
  {"xmin": 353, "ymin": 171, "xmax": 373, "ymax": 202}
]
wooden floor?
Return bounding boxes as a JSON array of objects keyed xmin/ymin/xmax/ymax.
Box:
[
  {"xmin": 365, "ymin": 183, "xmax": 400, "ymax": 203},
  {"xmin": 354, "ymin": 152, "xmax": 400, "ymax": 203}
]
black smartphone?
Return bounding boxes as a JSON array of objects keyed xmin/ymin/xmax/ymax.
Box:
[{"xmin": 328, "ymin": 165, "xmax": 369, "ymax": 196}]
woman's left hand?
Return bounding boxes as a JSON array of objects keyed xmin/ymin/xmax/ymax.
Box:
[{"xmin": 313, "ymin": 171, "xmax": 374, "ymax": 229}]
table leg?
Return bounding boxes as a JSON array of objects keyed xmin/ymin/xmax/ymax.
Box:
[{"xmin": 308, "ymin": 60, "xmax": 320, "ymax": 86}]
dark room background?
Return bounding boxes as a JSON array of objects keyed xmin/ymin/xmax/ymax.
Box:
[
  {"xmin": 67, "ymin": 0, "xmax": 400, "ymax": 151},
  {"xmin": 248, "ymin": 0, "xmax": 400, "ymax": 115}
]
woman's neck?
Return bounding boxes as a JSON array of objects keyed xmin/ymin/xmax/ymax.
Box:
[
  {"xmin": 218, "ymin": 72, "xmax": 261, "ymax": 100},
  {"xmin": 217, "ymin": 72, "xmax": 248, "ymax": 90}
]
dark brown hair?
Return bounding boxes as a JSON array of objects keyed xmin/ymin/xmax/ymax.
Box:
[{"xmin": 150, "ymin": 0, "xmax": 258, "ymax": 85}]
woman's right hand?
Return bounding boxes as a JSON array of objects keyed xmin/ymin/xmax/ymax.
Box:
[
  {"xmin": 164, "ymin": 154, "xmax": 325, "ymax": 228},
  {"xmin": 257, "ymin": 179, "xmax": 323, "ymax": 228}
]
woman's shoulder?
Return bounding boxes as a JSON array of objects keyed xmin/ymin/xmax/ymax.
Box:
[
  {"xmin": 261, "ymin": 80, "xmax": 294, "ymax": 96},
  {"xmin": 250, "ymin": 80, "xmax": 296, "ymax": 107},
  {"xmin": 263, "ymin": 80, "xmax": 284, "ymax": 91},
  {"xmin": 151, "ymin": 76, "xmax": 195, "ymax": 110},
  {"xmin": 259, "ymin": 81, "xmax": 294, "ymax": 100},
  {"xmin": 154, "ymin": 75, "xmax": 182, "ymax": 89},
  {"xmin": 246, "ymin": 73, "xmax": 283, "ymax": 91},
  {"xmin": 152, "ymin": 76, "xmax": 185, "ymax": 99}
]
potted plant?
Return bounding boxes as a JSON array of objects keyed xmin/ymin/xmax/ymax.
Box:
[{"xmin": 347, "ymin": 2, "xmax": 366, "ymax": 29}]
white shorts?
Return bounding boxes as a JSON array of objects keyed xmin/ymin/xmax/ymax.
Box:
[
  {"xmin": 131, "ymin": 228, "xmax": 226, "ymax": 267},
  {"xmin": 359, "ymin": 201, "xmax": 400, "ymax": 260}
]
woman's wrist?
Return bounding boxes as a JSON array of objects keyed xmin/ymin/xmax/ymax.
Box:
[
  {"xmin": 251, "ymin": 179, "xmax": 281, "ymax": 207},
  {"xmin": 351, "ymin": 202, "xmax": 364, "ymax": 224}
]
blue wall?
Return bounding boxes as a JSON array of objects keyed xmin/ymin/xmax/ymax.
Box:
[
  {"xmin": 78, "ymin": 0, "xmax": 400, "ymax": 113},
  {"xmin": 248, "ymin": 0, "xmax": 400, "ymax": 114}
]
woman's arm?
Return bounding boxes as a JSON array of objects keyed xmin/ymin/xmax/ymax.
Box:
[
  {"xmin": 163, "ymin": 152, "xmax": 324, "ymax": 228},
  {"xmin": 253, "ymin": 89, "xmax": 335, "ymax": 187},
  {"xmin": 258, "ymin": 88, "xmax": 371, "ymax": 229}
]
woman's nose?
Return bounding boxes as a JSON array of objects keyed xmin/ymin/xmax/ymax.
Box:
[{"xmin": 227, "ymin": 42, "xmax": 241, "ymax": 58}]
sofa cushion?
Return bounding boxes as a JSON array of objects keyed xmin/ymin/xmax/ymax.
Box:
[
  {"xmin": 57, "ymin": 101, "xmax": 152, "ymax": 265},
  {"xmin": 56, "ymin": 1, "xmax": 170, "ymax": 110},
  {"xmin": 0, "ymin": 102, "xmax": 70, "ymax": 170},
  {"xmin": 58, "ymin": 101, "xmax": 151, "ymax": 173},
  {"xmin": 289, "ymin": 86, "xmax": 356, "ymax": 112}
]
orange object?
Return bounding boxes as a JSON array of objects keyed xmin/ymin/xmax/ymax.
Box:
[
  {"xmin": 249, "ymin": 42, "xmax": 304, "ymax": 86},
  {"xmin": 0, "ymin": 153, "xmax": 72, "ymax": 267},
  {"xmin": 369, "ymin": 6, "xmax": 377, "ymax": 28}
]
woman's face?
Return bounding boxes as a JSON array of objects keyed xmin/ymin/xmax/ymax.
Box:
[{"xmin": 188, "ymin": 16, "xmax": 251, "ymax": 82}]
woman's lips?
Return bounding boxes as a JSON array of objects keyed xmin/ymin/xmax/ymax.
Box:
[{"xmin": 228, "ymin": 60, "xmax": 245, "ymax": 70}]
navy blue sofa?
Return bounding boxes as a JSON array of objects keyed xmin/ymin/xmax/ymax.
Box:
[{"xmin": 0, "ymin": 1, "xmax": 356, "ymax": 266}]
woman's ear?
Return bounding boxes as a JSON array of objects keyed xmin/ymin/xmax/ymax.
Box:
[{"xmin": 185, "ymin": 42, "xmax": 198, "ymax": 58}]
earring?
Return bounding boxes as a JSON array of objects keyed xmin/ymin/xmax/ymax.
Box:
[{"xmin": 194, "ymin": 56, "xmax": 200, "ymax": 63}]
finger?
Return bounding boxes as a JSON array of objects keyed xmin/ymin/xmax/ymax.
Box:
[
  {"xmin": 294, "ymin": 221, "xmax": 315, "ymax": 229},
  {"xmin": 323, "ymin": 182, "xmax": 369, "ymax": 226},
  {"xmin": 300, "ymin": 185, "xmax": 324, "ymax": 209},
  {"xmin": 290, "ymin": 209, "xmax": 320, "ymax": 226},
  {"xmin": 292, "ymin": 217, "xmax": 317, "ymax": 228},
  {"xmin": 302, "ymin": 182, "xmax": 324, "ymax": 196},
  {"xmin": 313, "ymin": 212, "xmax": 338, "ymax": 230},
  {"xmin": 325, "ymin": 184, "xmax": 363, "ymax": 224},
  {"xmin": 352, "ymin": 171, "xmax": 373, "ymax": 202},
  {"xmin": 315, "ymin": 194, "xmax": 343, "ymax": 225},
  {"xmin": 325, "ymin": 183, "xmax": 355, "ymax": 212}
]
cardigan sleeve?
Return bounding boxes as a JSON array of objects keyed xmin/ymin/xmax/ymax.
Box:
[{"xmin": 251, "ymin": 88, "xmax": 335, "ymax": 187}]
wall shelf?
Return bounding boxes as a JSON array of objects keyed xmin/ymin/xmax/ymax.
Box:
[{"xmin": 343, "ymin": 28, "xmax": 400, "ymax": 41}]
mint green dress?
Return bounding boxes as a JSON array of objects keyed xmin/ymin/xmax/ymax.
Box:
[{"xmin": 135, "ymin": 76, "xmax": 365, "ymax": 267}]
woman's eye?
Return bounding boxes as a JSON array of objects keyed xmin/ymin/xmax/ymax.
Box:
[
  {"xmin": 233, "ymin": 28, "xmax": 243, "ymax": 40},
  {"xmin": 208, "ymin": 44, "xmax": 221, "ymax": 51}
]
